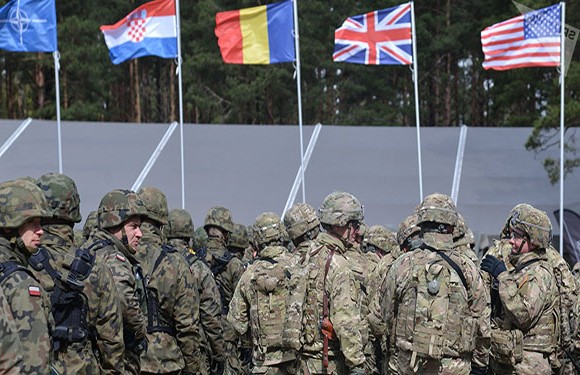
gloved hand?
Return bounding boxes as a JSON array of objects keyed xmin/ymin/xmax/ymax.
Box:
[
  {"xmin": 481, "ymin": 255, "xmax": 507, "ymax": 278},
  {"xmin": 211, "ymin": 360, "xmax": 225, "ymax": 375},
  {"xmin": 470, "ymin": 365, "xmax": 488, "ymax": 375},
  {"xmin": 349, "ymin": 365, "xmax": 366, "ymax": 375}
]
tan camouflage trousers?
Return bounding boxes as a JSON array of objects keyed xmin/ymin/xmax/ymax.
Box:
[
  {"xmin": 364, "ymin": 338, "xmax": 380, "ymax": 374},
  {"xmin": 490, "ymin": 350, "xmax": 551, "ymax": 375},
  {"xmin": 252, "ymin": 360, "xmax": 297, "ymax": 374},
  {"xmin": 125, "ymin": 350, "xmax": 141, "ymax": 375},
  {"xmin": 224, "ymin": 341, "xmax": 249, "ymax": 375},
  {"xmin": 393, "ymin": 350, "xmax": 470, "ymax": 375},
  {"xmin": 297, "ymin": 353, "xmax": 349, "ymax": 375}
]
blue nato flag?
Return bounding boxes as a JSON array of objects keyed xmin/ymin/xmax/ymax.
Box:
[{"xmin": 0, "ymin": 0, "xmax": 57, "ymax": 52}]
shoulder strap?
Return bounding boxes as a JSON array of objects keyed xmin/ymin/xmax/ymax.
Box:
[
  {"xmin": 151, "ymin": 244, "xmax": 174, "ymax": 275},
  {"xmin": 0, "ymin": 260, "xmax": 35, "ymax": 284},
  {"xmin": 29, "ymin": 246, "xmax": 62, "ymax": 282},
  {"xmin": 435, "ymin": 251, "xmax": 469, "ymax": 291},
  {"xmin": 515, "ymin": 258, "xmax": 543, "ymax": 273}
]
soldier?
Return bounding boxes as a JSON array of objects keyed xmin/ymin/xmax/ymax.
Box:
[
  {"xmin": 229, "ymin": 223, "xmax": 253, "ymax": 266},
  {"xmin": 0, "ymin": 179, "xmax": 53, "ymax": 373},
  {"xmin": 453, "ymin": 214, "xmax": 480, "ymax": 266},
  {"xmin": 482, "ymin": 204, "xmax": 574, "ymax": 374},
  {"xmin": 165, "ymin": 208, "xmax": 226, "ymax": 375},
  {"xmin": 382, "ymin": 193, "xmax": 490, "ymax": 374},
  {"xmin": 203, "ymin": 206, "xmax": 247, "ymax": 374},
  {"xmin": 82, "ymin": 210, "xmax": 98, "ymax": 241},
  {"xmin": 30, "ymin": 173, "xmax": 124, "ymax": 373},
  {"xmin": 228, "ymin": 212, "xmax": 298, "ymax": 374},
  {"xmin": 396, "ymin": 213, "xmax": 422, "ymax": 254},
  {"xmin": 85, "ymin": 189, "xmax": 148, "ymax": 374},
  {"xmin": 135, "ymin": 187, "xmax": 202, "ymax": 374},
  {"xmin": 0, "ymin": 285, "xmax": 23, "ymax": 372},
  {"xmin": 297, "ymin": 191, "xmax": 366, "ymax": 374},
  {"xmin": 283, "ymin": 202, "xmax": 321, "ymax": 260},
  {"xmin": 572, "ymin": 262, "xmax": 580, "ymax": 281}
]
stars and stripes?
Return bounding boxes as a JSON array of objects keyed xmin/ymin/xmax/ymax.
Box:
[
  {"xmin": 333, "ymin": 3, "xmax": 412, "ymax": 65},
  {"xmin": 481, "ymin": 4, "xmax": 561, "ymax": 71}
]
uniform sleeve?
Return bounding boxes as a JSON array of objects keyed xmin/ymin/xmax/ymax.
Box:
[
  {"xmin": 197, "ymin": 263, "xmax": 225, "ymax": 361},
  {"xmin": 327, "ymin": 258, "xmax": 365, "ymax": 368},
  {"xmin": 173, "ymin": 259, "xmax": 202, "ymax": 373},
  {"xmin": 227, "ymin": 270, "xmax": 251, "ymax": 336},
  {"xmin": 463, "ymin": 258, "xmax": 491, "ymax": 368},
  {"xmin": 92, "ymin": 261, "xmax": 125, "ymax": 373},
  {"xmin": 0, "ymin": 287, "xmax": 23, "ymax": 373},
  {"xmin": 367, "ymin": 258, "xmax": 394, "ymax": 338}
]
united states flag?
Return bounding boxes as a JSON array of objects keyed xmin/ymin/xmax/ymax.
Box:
[
  {"xmin": 481, "ymin": 4, "xmax": 561, "ymax": 71},
  {"xmin": 333, "ymin": 3, "xmax": 412, "ymax": 65}
]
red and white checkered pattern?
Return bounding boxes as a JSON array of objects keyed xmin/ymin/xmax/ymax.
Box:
[{"xmin": 127, "ymin": 18, "xmax": 146, "ymax": 43}]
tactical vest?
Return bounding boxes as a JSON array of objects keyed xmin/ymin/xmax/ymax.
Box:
[
  {"xmin": 249, "ymin": 255, "xmax": 292, "ymax": 353},
  {"xmin": 28, "ymin": 241, "xmax": 103, "ymax": 352},
  {"xmin": 145, "ymin": 244, "xmax": 177, "ymax": 336},
  {"xmin": 396, "ymin": 250, "xmax": 476, "ymax": 359},
  {"xmin": 0, "ymin": 260, "xmax": 37, "ymax": 285}
]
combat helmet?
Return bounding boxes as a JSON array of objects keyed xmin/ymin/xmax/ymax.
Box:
[
  {"xmin": 36, "ymin": 172, "xmax": 82, "ymax": 223},
  {"xmin": 508, "ymin": 203, "xmax": 552, "ymax": 249},
  {"xmin": 253, "ymin": 212, "xmax": 285, "ymax": 248},
  {"xmin": 193, "ymin": 226, "xmax": 208, "ymax": 252},
  {"xmin": 165, "ymin": 208, "xmax": 194, "ymax": 239},
  {"xmin": 318, "ymin": 191, "xmax": 364, "ymax": 227},
  {"xmin": 0, "ymin": 179, "xmax": 52, "ymax": 229},
  {"xmin": 204, "ymin": 206, "xmax": 234, "ymax": 234},
  {"xmin": 397, "ymin": 213, "xmax": 421, "ymax": 250},
  {"xmin": 137, "ymin": 186, "xmax": 169, "ymax": 225},
  {"xmin": 365, "ymin": 225, "xmax": 397, "ymax": 254},
  {"xmin": 229, "ymin": 223, "xmax": 250, "ymax": 250},
  {"xmin": 416, "ymin": 193, "xmax": 458, "ymax": 228},
  {"xmin": 283, "ymin": 202, "xmax": 320, "ymax": 241},
  {"xmin": 454, "ymin": 214, "xmax": 475, "ymax": 249},
  {"xmin": 97, "ymin": 189, "xmax": 148, "ymax": 229},
  {"xmin": 83, "ymin": 210, "xmax": 98, "ymax": 239}
]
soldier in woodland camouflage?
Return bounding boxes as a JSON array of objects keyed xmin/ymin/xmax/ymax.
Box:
[
  {"xmin": 283, "ymin": 202, "xmax": 320, "ymax": 260},
  {"xmin": 85, "ymin": 189, "xmax": 148, "ymax": 374},
  {"xmin": 228, "ymin": 212, "xmax": 298, "ymax": 374},
  {"xmin": 0, "ymin": 285, "xmax": 23, "ymax": 371},
  {"xmin": 297, "ymin": 191, "xmax": 367, "ymax": 374},
  {"xmin": 229, "ymin": 223, "xmax": 254, "ymax": 266},
  {"xmin": 165, "ymin": 208, "xmax": 226, "ymax": 375},
  {"xmin": 82, "ymin": 210, "xmax": 98, "ymax": 241},
  {"xmin": 482, "ymin": 204, "xmax": 571, "ymax": 374},
  {"xmin": 31, "ymin": 173, "xmax": 124, "ymax": 374},
  {"xmin": 0, "ymin": 179, "xmax": 53, "ymax": 374},
  {"xmin": 203, "ymin": 206, "xmax": 247, "ymax": 374},
  {"xmin": 382, "ymin": 193, "xmax": 490, "ymax": 374},
  {"xmin": 136, "ymin": 187, "xmax": 202, "ymax": 374}
]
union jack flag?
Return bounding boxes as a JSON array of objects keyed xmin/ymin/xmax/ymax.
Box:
[{"xmin": 333, "ymin": 3, "xmax": 413, "ymax": 65}]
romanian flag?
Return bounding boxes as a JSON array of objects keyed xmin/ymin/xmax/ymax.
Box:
[{"xmin": 215, "ymin": 0, "xmax": 295, "ymax": 64}]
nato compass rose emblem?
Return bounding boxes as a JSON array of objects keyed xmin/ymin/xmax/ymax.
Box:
[{"xmin": 2, "ymin": 6, "xmax": 49, "ymax": 44}]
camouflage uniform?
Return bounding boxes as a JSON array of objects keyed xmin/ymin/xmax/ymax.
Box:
[
  {"xmin": 453, "ymin": 214, "xmax": 479, "ymax": 266},
  {"xmin": 484, "ymin": 204, "xmax": 578, "ymax": 374},
  {"xmin": 283, "ymin": 202, "xmax": 321, "ymax": 261},
  {"xmin": 31, "ymin": 173, "xmax": 124, "ymax": 374},
  {"xmin": 298, "ymin": 192, "xmax": 366, "ymax": 374},
  {"xmin": 0, "ymin": 179, "xmax": 53, "ymax": 374},
  {"xmin": 229, "ymin": 223, "xmax": 253, "ymax": 266},
  {"xmin": 382, "ymin": 193, "xmax": 490, "ymax": 374},
  {"xmin": 165, "ymin": 208, "xmax": 226, "ymax": 375},
  {"xmin": 0, "ymin": 272, "xmax": 23, "ymax": 372},
  {"xmin": 136, "ymin": 187, "xmax": 202, "ymax": 374},
  {"xmin": 203, "ymin": 206, "xmax": 247, "ymax": 374},
  {"xmin": 82, "ymin": 210, "xmax": 98, "ymax": 241},
  {"xmin": 228, "ymin": 212, "xmax": 298, "ymax": 374},
  {"xmin": 483, "ymin": 204, "xmax": 572, "ymax": 374},
  {"xmin": 86, "ymin": 189, "xmax": 149, "ymax": 374}
]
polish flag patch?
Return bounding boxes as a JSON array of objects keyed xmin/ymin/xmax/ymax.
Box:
[
  {"xmin": 28, "ymin": 286, "xmax": 41, "ymax": 297},
  {"xmin": 116, "ymin": 254, "xmax": 126, "ymax": 262}
]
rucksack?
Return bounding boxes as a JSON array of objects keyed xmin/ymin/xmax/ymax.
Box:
[{"xmin": 145, "ymin": 244, "xmax": 177, "ymax": 336}]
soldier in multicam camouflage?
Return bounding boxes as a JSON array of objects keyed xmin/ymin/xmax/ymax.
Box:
[
  {"xmin": 0, "ymin": 285, "xmax": 23, "ymax": 372},
  {"xmin": 482, "ymin": 204, "xmax": 572, "ymax": 374},
  {"xmin": 297, "ymin": 191, "xmax": 367, "ymax": 375},
  {"xmin": 85, "ymin": 189, "xmax": 149, "ymax": 374},
  {"xmin": 164, "ymin": 208, "xmax": 226, "ymax": 375},
  {"xmin": 228, "ymin": 212, "xmax": 298, "ymax": 374},
  {"xmin": 453, "ymin": 214, "xmax": 480, "ymax": 266},
  {"xmin": 82, "ymin": 210, "xmax": 98, "ymax": 241},
  {"xmin": 30, "ymin": 173, "xmax": 124, "ymax": 374},
  {"xmin": 283, "ymin": 202, "xmax": 321, "ymax": 260},
  {"xmin": 135, "ymin": 187, "xmax": 202, "ymax": 375},
  {"xmin": 203, "ymin": 206, "xmax": 247, "ymax": 375},
  {"xmin": 0, "ymin": 178, "xmax": 53, "ymax": 374},
  {"xmin": 382, "ymin": 193, "xmax": 490, "ymax": 375}
]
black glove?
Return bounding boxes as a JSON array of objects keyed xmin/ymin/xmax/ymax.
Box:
[
  {"xmin": 481, "ymin": 255, "xmax": 507, "ymax": 278},
  {"xmin": 470, "ymin": 365, "xmax": 488, "ymax": 375},
  {"xmin": 240, "ymin": 347, "xmax": 252, "ymax": 367},
  {"xmin": 211, "ymin": 360, "xmax": 225, "ymax": 375},
  {"xmin": 349, "ymin": 365, "xmax": 366, "ymax": 375}
]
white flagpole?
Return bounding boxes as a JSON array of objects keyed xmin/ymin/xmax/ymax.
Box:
[
  {"xmin": 292, "ymin": 0, "xmax": 306, "ymax": 203},
  {"xmin": 410, "ymin": 0, "xmax": 423, "ymax": 201},
  {"xmin": 175, "ymin": 0, "xmax": 186, "ymax": 209},
  {"xmin": 53, "ymin": 51, "xmax": 63, "ymax": 173},
  {"xmin": 559, "ymin": 1, "xmax": 566, "ymax": 255}
]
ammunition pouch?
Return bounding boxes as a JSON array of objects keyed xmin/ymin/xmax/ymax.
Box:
[{"xmin": 490, "ymin": 328, "xmax": 523, "ymax": 366}]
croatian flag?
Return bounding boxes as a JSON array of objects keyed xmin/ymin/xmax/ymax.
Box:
[{"xmin": 100, "ymin": 0, "xmax": 177, "ymax": 65}]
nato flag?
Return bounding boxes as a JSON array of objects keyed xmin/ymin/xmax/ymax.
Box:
[{"xmin": 0, "ymin": 0, "xmax": 57, "ymax": 52}]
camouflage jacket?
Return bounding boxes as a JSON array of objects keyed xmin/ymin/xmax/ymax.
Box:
[
  {"xmin": 137, "ymin": 223, "xmax": 202, "ymax": 373},
  {"xmin": 85, "ymin": 229, "xmax": 147, "ymax": 363},
  {"xmin": 344, "ymin": 246, "xmax": 374, "ymax": 317},
  {"xmin": 367, "ymin": 250, "xmax": 401, "ymax": 339},
  {"xmin": 228, "ymin": 245, "xmax": 297, "ymax": 366},
  {"xmin": 204, "ymin": 236, "xmax": 245, "ymax": 342},
  {"xmin": 382, "ymin": 247, "xmax": 491, "ymax": 367},
  {"xmin": 0, "ymin": 281, "xmax": 23, "ymax": 372},
  {"xmin": 300, "ymin": 232, "xmax": 366, "ymax": 368},
  {"xmin": 168, "ymin": 238, "xmax": 225, "ymax": 363},
  {"xmin": 32, "ymin": 225, "xmax": 124, "ymax": 374},
  {"xmin": 0, "ymin": 236, "xmax": 52, "ymax": 374}
]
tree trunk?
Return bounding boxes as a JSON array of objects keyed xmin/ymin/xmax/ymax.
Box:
[
  {"xmin": 35, "ymin": 54, "xmax": 46, "ymax": 110},
  {"xmin": 130, "ymin": 60, "xmax": 141, "ymax": 123}
]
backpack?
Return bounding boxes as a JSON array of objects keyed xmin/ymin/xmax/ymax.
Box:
[
  {"xmin": 145, "ymin": 244, "xmax": 177, "ymax": 336},
  {"xmin": 397, "ymin": 249, "xmax": 476, "ymax": 360},
  {"xmin": 28, "ymin": 241, "xmax": 104, "ymax": 352}
]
